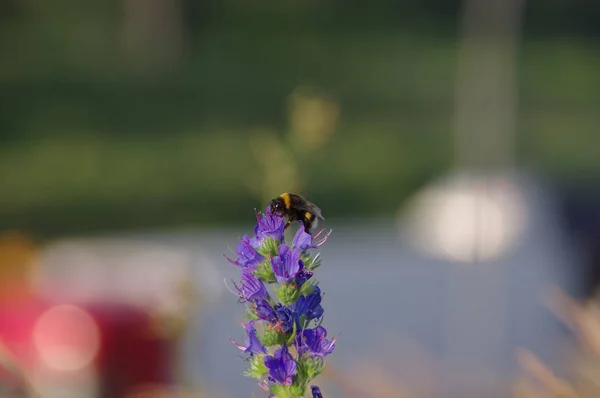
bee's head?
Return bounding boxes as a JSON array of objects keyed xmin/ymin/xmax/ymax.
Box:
[{"xmin": 269, "ymin": 197, "xmax": 286, "ymax": 215}]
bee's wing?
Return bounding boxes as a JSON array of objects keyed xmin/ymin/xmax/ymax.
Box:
[
  {"xmin": 302, "ymin": 201, "xmax": 325, "ymax": 220},
  {"xmin": 290, "ymin": 193, "xmax": 325, "ymax": 220}
]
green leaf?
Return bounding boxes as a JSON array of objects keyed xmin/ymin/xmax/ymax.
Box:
[
  {"xmin": 296, "ymin": 358, "xmax": 309, "ymax": 386},
  {"xmin": 270, "ymin": 384, "xmax": 302, "ymax": 398},
  {"xmin": 299, "ymin": 355, "xmax": 324, "ymax": 380},
  {"xmin": 245, "ymin": 305, "xmax": 259, "ymax": 320},
  {"xmin": 302, "ymin": 252, "xmax": 322, "ymax": 271},
  {"xmin": 298, "ymin": 280, "xmax": 315, "ymax": 296},
  {"xmin": 300, "ymin": 252, "xmax": 312, "ymax": 265},
  {"xmin": 245, "ymin": 354, "xmax": 268, "ymax": 379},
  {"xmin": 286, "ymin": 322, "xmax": 298, "ymax": 346},
  {"xmin": 255, "ymin": 259, "xmax": 277, "ymax": 283},
  {"xmin": 258, "ymin": 238, "xmax": 280, "ymax": 257},
  {"xmin": 289, "ymin": 382, "xmax": 306, "ymax": 397},
  {"xmin": 308, "ymin": 256, "xmax": 322, "ymax": 271},
  {"xmin": 261, "ymin": 327, "xmax": 289, "ymax": 347},
  {"xmin": 277, "ymin": 282, "xmax": 301, "ymax": 305}
]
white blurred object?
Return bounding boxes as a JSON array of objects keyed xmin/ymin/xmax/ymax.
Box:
[
  {"xmin": 33, "ymin": 238, "xmax": 224, "ymax": 313},
  {"xmin": 399, "ymin": 171, "xmax": 529, "ymax": 263},
  {"xmin": 31, "ymin": 305, "xmax": 101, "ymax": 398},
  {"xmin": 33, "ymin": 305, "xmax": 100, "ymax": 372},
  {"xmin": 35, "ymin": 240, "xmax": 189, "ymax": 305}
]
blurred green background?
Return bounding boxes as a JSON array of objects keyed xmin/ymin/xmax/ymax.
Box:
[{"xmin": 1, "ymin": 0, "xmax": 599, "ymax": 237}]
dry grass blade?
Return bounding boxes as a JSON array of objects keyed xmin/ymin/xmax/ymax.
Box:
[{"xmin": 515, "ymin": 348, "xmax": 579, "ymax": 398}]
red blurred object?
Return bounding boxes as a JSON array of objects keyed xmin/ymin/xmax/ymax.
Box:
[
  {"xmin": 0, "ymin": 232, "xmax": 176, "ymax": 398},
  {"xmin": 88, "ymin": 303, "xmax": 176, "ymax": 397},
  {"xmin": 0, "ymin": 297, "xmax": 176, "ymax": 397}
]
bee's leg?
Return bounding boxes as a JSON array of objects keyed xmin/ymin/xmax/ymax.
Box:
[
  {"xmin": 302, "ymin": 220, "xmax": 311, "ymax": 234},
  {"xmin": 284, "ymin": 221, "xmax": 292, "ymax": 231},
  {"xmin": 302, "ymin": 213, "xmax": 315, "ymax": 233}
]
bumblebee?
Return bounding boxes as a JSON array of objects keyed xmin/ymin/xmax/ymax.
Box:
[{"xmin": 269, "ymin": 193, "xmax": 325, "ymax": 233}]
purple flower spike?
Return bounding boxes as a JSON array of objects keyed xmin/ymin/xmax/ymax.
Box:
[
  {"xmin": 225, "ymin": 235, "xmax": 263, "ymax": 268},
  {"xmin": 311, "ymin": 385, "xmax": 323, "ymax": 398},
  {"xmin": 227, "ymin": 202, "xmax": 336, "ymax": 394},
  {"xmin": 230, "ymin": 321, "xmax": 267, "ymax": 355},
  {"xmin": 297, "ymin": 326, "xmax": 336, "ymax": 358},
  {"xmin": 292, "ymin": 222, "xmax": 316, "ymax": 251},
  {"xmin": 234, "ymin": 268, "xmax": 268, "ymax": 303},
  {"xmin": 271, "ymin": 244, "xmax": 303, "ymax": 283},
  {"xmin": 264, "ymin": 344, "xmax": 297, "ymax": 385},
  {"xmin": 252, "ymin": 207, "xmax": 285, "ymax": 248}
]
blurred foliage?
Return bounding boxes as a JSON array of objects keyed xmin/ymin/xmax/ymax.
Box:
[
  {"xmin": 0, "ymin": 0, "xmax": 599, "ymax": 237},
  {"xmin": 514, "ymin": 287, "xmax": 600, "ymax": 398}
]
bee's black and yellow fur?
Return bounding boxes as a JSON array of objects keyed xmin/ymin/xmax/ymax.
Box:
[{"xmin": 269, "ymin": 193, "xmax": 325, "ymax": 233}]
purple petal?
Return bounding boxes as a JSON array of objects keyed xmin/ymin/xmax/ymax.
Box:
[
  {"xmin": 264, "ymin": 344, "xmax": 297, "ymax": 385},
  {"xmin": 292, "ymin": 222, "xmax": 316, "ymax": 251},
  {"xmin": 246, "ymin": 330, "xmax": 267, "ymax": 355},
  {"xmin": 311, "ymin": 385, "xmax": 323, "ymax": 398},
  {"xmin": 228, "ymin": 235, "xmax": 263, "ymax": 267},
  {"xmin": 313, "ymin": 326, "xmax": 335, "ymax": 356},
  {"xmin": 274, "ymin": 304, "xmax": 294, "ymax": 334},
  {"xmin": 253, "ymin": 207, "xmax": 285, "ymax": 247},
  {"xmin": 281, "ymin": 346, "xmax": 297, "ymax": 382},
  {"xmin": 298, "ymin": 326, "xmax": 335, "ymax": 358},
  {"xmin": 231, "ymin": 321, "xmax": 267, "ymax": 355},
  {"xmin": 313, "ymin": 326, "xmax": 327, "ymax": 341},
  {"xmin": 294, "ymin": 268, "xmax": 313, "ymax": 288},
  {"xmin": 236, "ymin": 268, "xmax": 268, "ymax": 302},
  {"xmin": 294, "ymin": 286, "xmax": 323, "ymax": 322},
  {"xmin": 271, "ymin": 244, "xmax": 303, "ymax": 283},
  {"xmin": 320, "ymin": 337, "xmax": 335, "ymax": 356},
  {"xmin": 254, "ymin": 299, "xmax": 277, "ymax": 322}
]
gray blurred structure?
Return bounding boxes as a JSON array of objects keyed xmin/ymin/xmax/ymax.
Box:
[{"xmin": 454, "ymin": 0, "xmax": 523, "ymax": 170}]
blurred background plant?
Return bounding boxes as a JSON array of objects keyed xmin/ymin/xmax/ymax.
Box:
[
  {"xmin": 512, "ymin": 287, "xmax": 600, "ymax": 398},
  {"xmin": 1, "ymin": 0, "xmax": 600, "ymax": 397},
  {"xmin": 1, "ymin": 0, "xmax": 597, "ymax": 237},
  {"xmin": 248, "ymin": 86, "xmax": 340, "ymax": 205}
]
